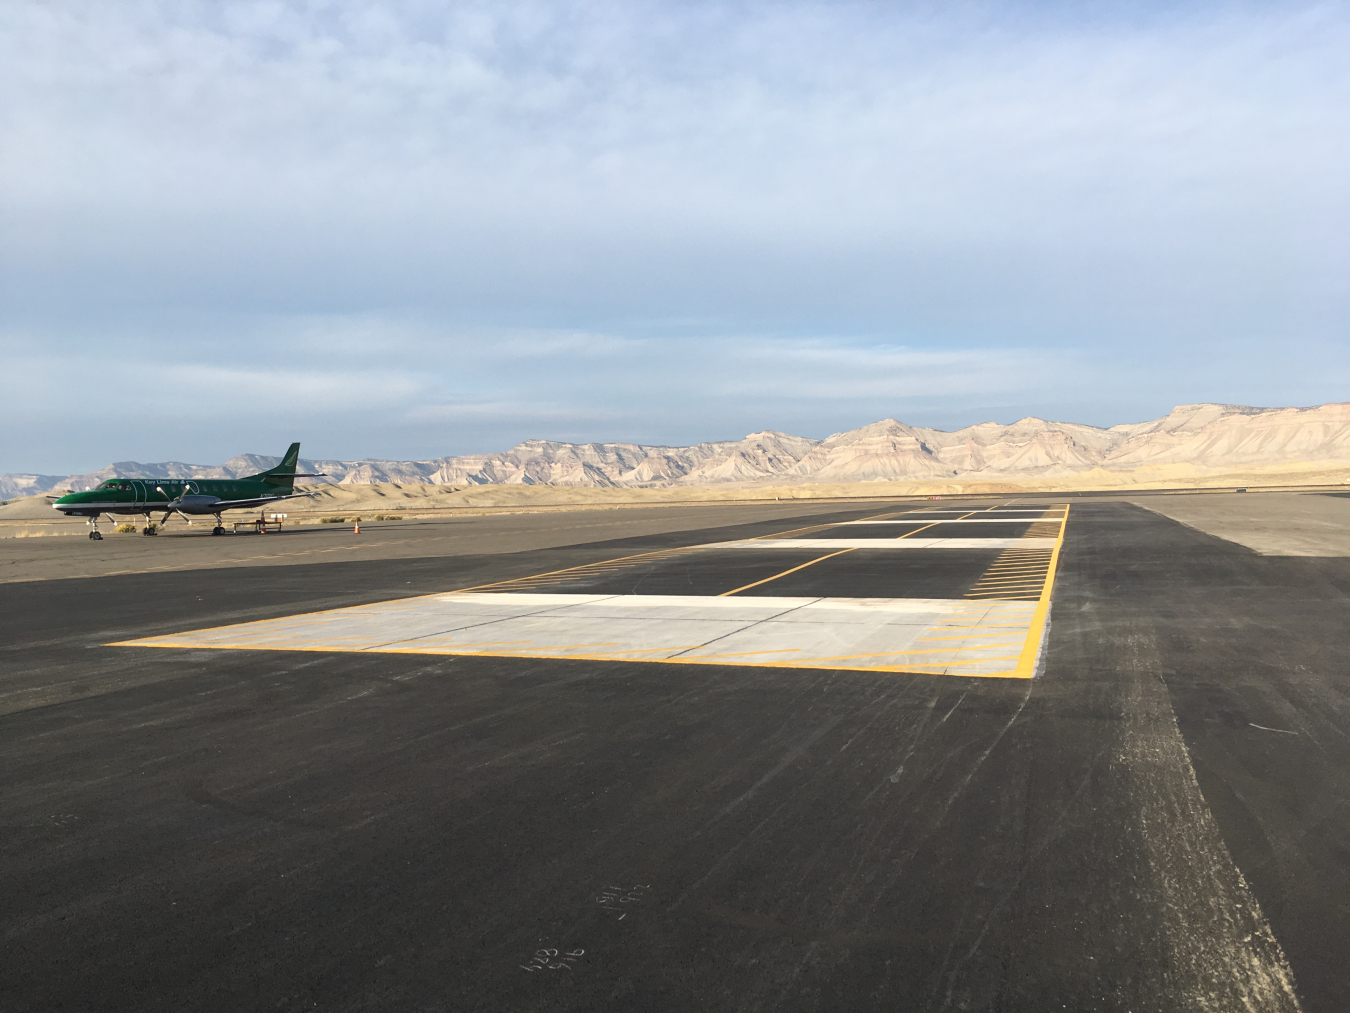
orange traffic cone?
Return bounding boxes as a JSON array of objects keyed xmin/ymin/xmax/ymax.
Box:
[{"xmin": 354, "ymin": 520, "xmax": 360, "ymax": 534}]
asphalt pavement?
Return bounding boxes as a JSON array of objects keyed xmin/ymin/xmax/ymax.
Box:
[{"xmin": 3, "ymin": 500, "xmax": 1347, "ymax": 1012}]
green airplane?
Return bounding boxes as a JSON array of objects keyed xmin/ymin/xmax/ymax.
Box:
[{"xmin": 52, "ymin": 442, "xmax": 322, "ymax": 540}]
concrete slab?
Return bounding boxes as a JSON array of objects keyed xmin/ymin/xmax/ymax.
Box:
[
  {"xmin": 714, "ymin": 537, "xmax": 1060, "ymax": 549},
  {"xmin": 1133, "ymin": 492, "xmax": 1350, "ymax": 556},
  {"xmin": 114, "ymin": 592, "xmax": 1043, "ymax": 677},
  {"xmin": 836, "ymin": 517, "xmax": 1063, "ymax": 525}
]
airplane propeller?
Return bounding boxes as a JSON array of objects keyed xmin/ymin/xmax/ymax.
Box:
[{"xmin": 154, "ymin": 485, "xmax": 182, "ymax": 525}]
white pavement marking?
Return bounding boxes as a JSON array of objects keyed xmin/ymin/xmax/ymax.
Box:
[
  {"xmin": 836, "ymin": 518, "xmax": 1061, "ymax": 525},
  {"xmin": 900, "ymin": 508, "xmax": 1062, "ymax": 514},
  {"xmin": 714, "ymin": 538, "xmax": 1061, "ymax": 550},
  {"xmin": 113, "ymin": 593, "xmax": 1042, "ymax": 677}
]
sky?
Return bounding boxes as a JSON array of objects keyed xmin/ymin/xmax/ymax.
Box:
[{"xmin": 2, "ymin": 0, "xmax": 1348, "ymax": 473}]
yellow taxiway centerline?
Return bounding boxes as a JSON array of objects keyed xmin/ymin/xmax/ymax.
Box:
[{"xmin": 717, "ymin": 548, "xmax": 857, "ymax": 596}]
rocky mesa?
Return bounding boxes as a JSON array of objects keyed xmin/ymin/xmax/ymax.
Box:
[{"xmin": 5, "ymin": 402, "xmax": 1350, "ymax": 498}]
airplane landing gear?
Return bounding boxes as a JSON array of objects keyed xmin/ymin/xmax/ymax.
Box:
[
  {"xmin": 142, "ymin": 525, "xmax": 158, "ymax": 535},
  {"xmin": 211, "ymin": 512, "xmax": 226, "ymax": 536},
  {"xmin": 87, "ymin": 516, "xmax": 104, "ymax": 541}
]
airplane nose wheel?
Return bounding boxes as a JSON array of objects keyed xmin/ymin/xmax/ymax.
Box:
[{"xmin": 89, "ymin": 530, "xmax": 102, "ymax": 540}]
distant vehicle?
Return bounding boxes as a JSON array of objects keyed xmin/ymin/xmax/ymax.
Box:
[{"xmin": 52, "ymin": 443, "xmax": 322, "ymax": 540}]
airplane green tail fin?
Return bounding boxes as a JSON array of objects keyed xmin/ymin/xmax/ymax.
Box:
[{"xmin": 254, "ymin": 443, "xmax": 302, "ymax": 488}]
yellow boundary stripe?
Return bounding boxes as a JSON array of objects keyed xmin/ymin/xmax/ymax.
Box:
[
  {"xmin": 109, "ymin": 639, "xmax": 1026, "ymax": 677},
  {"xmin": 1010, "ymin": 504, "xmax": 1069, "ymax": 679},
  {"xmin": 775, "ymin": 652, "xmax": 1021, "ymax": 665},
  {"xmin": 124, "ymin": 636, "xmax": 1018, "ymax": 660}
]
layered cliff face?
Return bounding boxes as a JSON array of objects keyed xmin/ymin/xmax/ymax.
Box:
[
  {"xmin": 10, "ymin": 402, "xmax": 1350, "ymax": 495},
  {"xmin": 781, "ymin": 417, "xmax": 1122, "ymax": 483},
  {"xmin": 1103, "ymin": 402, "xmax": 1350, "ymax": 469},
  {"xmin": 418, "ymin": 431, "xmax": 822, "ymax": 487}
]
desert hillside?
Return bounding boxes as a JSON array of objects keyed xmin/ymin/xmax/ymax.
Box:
[{"xmin": 6, "ymin": 401, "xmax": 1350, "ymax": 498}]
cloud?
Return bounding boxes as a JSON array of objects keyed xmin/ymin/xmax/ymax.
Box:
[
  {"xmin": 712, "ymin": 340, "xmax": 1070, "ymax": 400},
  {"xmin": 2, "ymin": 1, "xmax": 1348, "ymax": 471},
  {"xmin": 406, "ymin": 401, "xmax": 621, "ymax": 425}
]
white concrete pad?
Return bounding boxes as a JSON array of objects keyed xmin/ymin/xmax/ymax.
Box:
[
  {"xmin": 837, "ymin": 518, "xmax": 1061, "ymax": 525},
  {"xmin": 115, "ymin": 592, "xmax": 1042, "ymax": 678},
  {"xmin": 898, "ymin": 509, "xmax": 1063, "ymax": 514},
  {"xmin": 712, "ymin": 538, "xmax": 1060, "ymax": 550}
]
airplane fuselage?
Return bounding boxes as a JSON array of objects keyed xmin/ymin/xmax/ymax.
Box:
[
  {"xmin": 52, "ymin": 477, "xmax": 295, "ymax": 517},
  {"xmin": 51, "ymin": 442, "xmax": 311, "ymax": 539}
]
